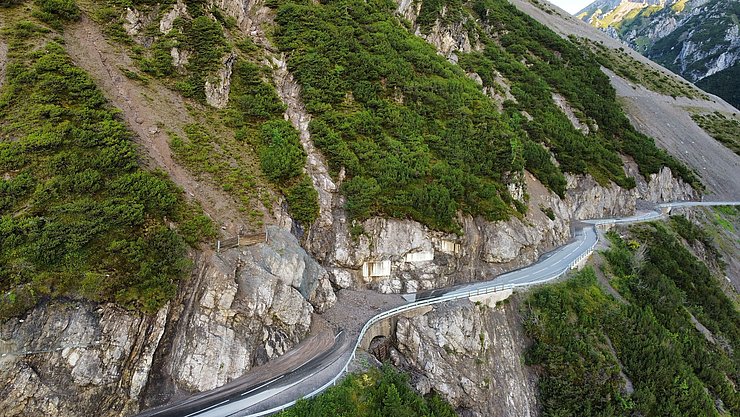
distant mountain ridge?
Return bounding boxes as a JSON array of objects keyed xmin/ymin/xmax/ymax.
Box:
[{"xmin": 577, "ymin": 0, "xmax": 740, "ymax": 108}]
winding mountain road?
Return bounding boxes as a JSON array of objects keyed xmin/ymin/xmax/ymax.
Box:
[{"xmin": 137, "ymin": 201, "xmax": 739, "ymax": 417}]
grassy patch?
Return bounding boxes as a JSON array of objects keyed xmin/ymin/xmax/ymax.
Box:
[
  {"xmin": 578, "ymin": 38, "xmax": 706, "ymax": 100},
  {"xmin": 691, "ymin": 111, "xmax": 740, "ymax": 156},
  {"xmin": 169, "ymin": 124, "xmax": 264, "ymax": 220},
  {"xmin": 33, "ymin": 0, "xmax": 80, "ymax": 30}
]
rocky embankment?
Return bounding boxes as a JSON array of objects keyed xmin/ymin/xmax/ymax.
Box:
[
  {"xmin": 392, "ymin": 297, "xmax": 537, "ymax": 417},
  {"xmin": 0, "ymin": 227, "xmax": 334, "ymax": 416}
]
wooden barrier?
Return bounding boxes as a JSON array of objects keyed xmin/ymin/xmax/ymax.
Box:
[{"xmin": 215, "ymin": 230, "xmax": 267, "ymax": 252}]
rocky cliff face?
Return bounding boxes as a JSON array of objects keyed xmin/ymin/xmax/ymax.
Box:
[
  {"xmin": 392, "ymin": 297, "xmax": 538, "ymax": 417},
  {"xmin": 0, "ymin": 302, "xmax": 167, "ymax": 417},
  {"xmin": 154, "ymin": 227, "xmax": 335, "ymax": 396},
  {"xmin": 0, "ymin": 226, "xmax": 335, "ymax": 416},
  {"xmin": 305, "ymin": 159, "xmax": 694, "ymax": 297},
  {"xmin": 204, "ymin": 53, "xmax": 235, "ymax": 109}
]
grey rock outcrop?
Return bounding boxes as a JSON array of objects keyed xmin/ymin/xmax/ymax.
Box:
[
  {"xmin": 170, "ymin": 47, "xmax": 190, "ymax": 73},
  {"xmin": 148, "ymin": 226, "xmax": 335, "ymax": 400},
  {"xmin": 308, "ymin": 164, "xmax": 694, "ymax": 296},
  {"xmin": 160, "ymin": 0, "xmax": 188, "ymax": 34},
  {"xmin": 0, "ymin": 41, "xmax": 7, "ymax": 91},
  {"xmin": 271, "ymin": 54, "xmax": 338, "ymax": 229},
  {"xmin": 552, "ymin": 92, "xmax": 592, "ymax": 134},
  {"xmin": 394, "ymin": 298, "xmax": 538, "ymax": 417},
  {"xmin": 123, "ymin": 8, "xmax": 144, "ymax": 37},
  {"xmin": 204, "ymin": 54, "xmax": 236, "ymax": 109},
  {"xmin": 467, "ymin": 71, "xmax": 517, "ymax": 111},
  {"xmin": 0, "ymin": 302, "xmax": 168, "ymax": 417},
  {"xmin": 209, "ymin": 0, "xmax": 273, "ymax": 34},
  {"xmin": 122, "ymin": 7, "xmax": 159, "ymax": 46},
  {"xmin": 0, "ymin": 227, "xmax": 334, "ymax": 416},
  {"xmin": 396, "ymin": 0, "xmax": 481, "ymax": 62}
]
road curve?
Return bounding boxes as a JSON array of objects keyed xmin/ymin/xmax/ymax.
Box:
[{"xmin": 137, "ymin": 201, "xmax": 739, "ymax": 417}]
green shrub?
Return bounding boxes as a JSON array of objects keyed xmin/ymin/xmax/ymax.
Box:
[
  {"xmin": 0, "ymin": 34, "xmax": 202, "ymax": 317},
  {"xmin": 34, "ymin": 0, "xmax": 80, "ymax": 28},
  {"xmin": 258, "ymin": 119, "xmax": 306, "ymax": 184},
  {"xmin": 341, "ymin": 176, "xmax": 381, "ymax": 221},
  {"xmin": 275, "ymin": 0, "xmax": 518, "ymax": 228},
  {"xmin": 226, "ymin": 59, "xmax": 286, "ymax": 123},
  {"xmin": 527, "ymin": 221, "xmax": 740, "ymax": 416},
  {"xmin": 278, "ymin": 365, "xmax": 456, "ymax": 417},
  {"xmin": 284, "ymin": 176, "xmax": 319, "ymax": 225}
]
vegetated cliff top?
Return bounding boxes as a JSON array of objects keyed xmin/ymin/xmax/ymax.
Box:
[{"xmin": 84, "ymin": 0, "xmax": 705, "ymax": 233}]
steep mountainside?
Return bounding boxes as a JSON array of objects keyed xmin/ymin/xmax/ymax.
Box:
[
  {"xmin": 0, "ymin": 0, "xmax": 738, "ymax": 416},
  {"xmin": 577, "ymin": 0, "xmax": 740, "ymax": 107},
  {"xmin": 696, "ymin": 62, "xmax": 740, "ymax": 109}
]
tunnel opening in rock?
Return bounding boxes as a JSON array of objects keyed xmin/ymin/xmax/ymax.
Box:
[{"xmin": 369, "ymin": 335, "xmax": 394, "ymax": 362}]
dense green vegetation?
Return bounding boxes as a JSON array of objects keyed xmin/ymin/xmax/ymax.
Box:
[
  {"xmin": 258, "ymin": 120, "xmax": 319, "ymax": 225},
  {"xmin": 275, "ymin": 0, "xmax": 526, "ymax": 232},
  {"xmin": 0, "ymin": 16, "xmax": 214, "ymax": 318},
  {"xmin": 696, "ymin": 63, "xmax": 740, "ymax": 111},
  {"xmin": 33, "ymin": 0, "xmax": 80, "ymax": 29},
  {"xmin": 465, "ymin": 0, "xmax": 700, "ymax": 187},
  {"xmin": 691, "ymin": 111, "xmax": 740, "ymax": 156},
  {"xmin": 272, "ymin": 0, "xmax": 699, "ymax": 231},
  {"xmin": 277, "ymin": 365, "xmax": 456, "ymax": 417},
  {"xmin": 524, "ymin": 219, "xmax": 739, "ymax": 417},
  {"xmin": 83, "ymin": 0, "xmax": 700, "ymax": 233}
]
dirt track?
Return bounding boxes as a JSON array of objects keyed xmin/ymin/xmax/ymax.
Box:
[{"xmin": 63, "ymin": 16, "xmax": 247, "ymax": 235}]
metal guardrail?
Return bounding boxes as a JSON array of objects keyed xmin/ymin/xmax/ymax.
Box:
[{"xmin": 244, "ymin": 228, "xmax": 599, "ymax": 417}]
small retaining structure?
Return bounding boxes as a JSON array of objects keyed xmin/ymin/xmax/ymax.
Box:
[{"xmin": 215, "ymin": 230, "xmax": 267, "ymax": 252}]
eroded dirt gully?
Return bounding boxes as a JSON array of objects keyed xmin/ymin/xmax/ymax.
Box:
[
  {"xmin": 0, "ymin": 41, "xmax": 8, "ymax": 91},
  {"xmin": 64, "ymin": 16, "xmax": 246, "ymax": 235}
]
